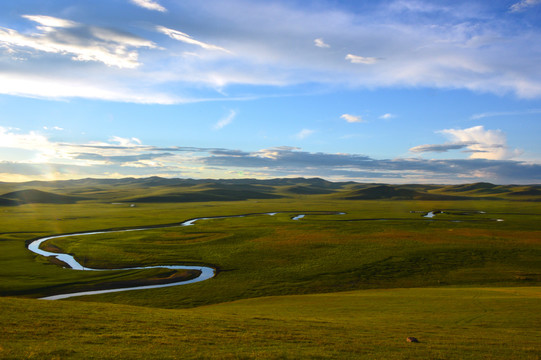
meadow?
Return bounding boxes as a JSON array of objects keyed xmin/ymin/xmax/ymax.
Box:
[{"xmin": 1, "ymin": 178, "xmax": 540, "ymax": 358}]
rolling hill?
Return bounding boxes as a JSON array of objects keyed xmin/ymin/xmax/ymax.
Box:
[
  {"xmin": 0, "ymin": 177, "xmax": 540, "ymax": 205},
  {"xmin": 0, "ymin": 189, "xmax": 86, "ymax": 204},
  {"xmin": 338, "ymin": 185, "xmax": 471, "ymax": 200}
]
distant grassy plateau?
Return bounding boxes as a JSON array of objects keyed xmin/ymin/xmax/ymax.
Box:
[{"xmin": 1, "ymin": 177, "xmax": 540, "ymax": 359}]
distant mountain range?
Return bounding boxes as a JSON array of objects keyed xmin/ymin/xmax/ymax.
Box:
[{"xmin": 0, "ymin": 177, "xmax": 539, "ymax": 205}]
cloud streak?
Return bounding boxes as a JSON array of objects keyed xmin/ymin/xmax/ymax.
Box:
[
  {"xmin": 509, "ymin": 0, "xmax": 541, "ymax": 12},
  {"xmin": 345, "ymin": 54, "xmax": 379, "ymax": 65},
  {"xmin": 470, "ymin": 109, "xmax": 541, "ymax": 120},
  {"xmin": 379, "ymin": 113, "xmax": 395, "ymax": 120},
  {"xmin": 156, "ymin": 26, "xmax": 231, "ymax": 53},
  {"xmin": 130, "ymin": 0, "xmax": 167, "ymax": 12},
  {"xmin": 213, "ymin": 110, "xmax": 236, "ymax": 130},
  {"xmin": 410, "ymin": 142, "xmax": 476, "ymax": 153},
  {"xmin": 296, "ymin": 129, "xmax": 315, "ymax": 139}
]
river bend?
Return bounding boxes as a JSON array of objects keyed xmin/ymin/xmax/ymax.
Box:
[{"xmin": 28, "ymin": 212, "xmax": 339, "ymax": 300}]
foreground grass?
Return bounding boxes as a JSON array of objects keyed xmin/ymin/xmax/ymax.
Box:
[{"xmin": 1, "ymin": 287, "xmax": 540, "ymax": 359}]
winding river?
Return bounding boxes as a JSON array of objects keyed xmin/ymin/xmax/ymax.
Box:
[
  {"xmin": 27, "ymin": 212, "xmax": 334, "ymax": 300},
  {"xmin": 27, "ymin": 209, "xmax": 499, "ymax": 300}
]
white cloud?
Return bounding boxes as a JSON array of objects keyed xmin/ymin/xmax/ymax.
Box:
[
  {"xmin": 314, "ymin": 38, "xmax": 330, "ymax": 48},
  {"xmin": 0, "ymin": 126, "xmax": 69, "ymax": 163},
  {"xmin": 440, "ymin": 126, "xmax": 520, "ymax": 160},
  {"xmin": 0, "ymin": 15, "xmax": 156, "ymax": 69},
  {"xmin": 379, "ymin": 113, "xmax": 395, "ymax": 120},
  {"xmin": 341, "ymin": 114, "xmax": 364, "ymax": 123},
  {"xmin": 345, "ymin": 54, "xmax": 378, "ymax": 65},
  {"xmin": 130, "ymin": 0, "xmax": 167, "ymax": 12},
  {"xmin": 156, "ymin": 26, "xmax": 231, "ymax": 53},
  {"xmin": 409, "ymin": 126, "xmax": 524, "ymax": 160},
  {"xmin": 296, "ymin": 129, "xmax": 315, "ymax": 139},
  {"xmin": 213, "ymin": 110, "xmax": 236, "ymax": 130},
  {"xmin": 509, "ymin": 0, "xmax": 541, "ymax": 12},
  {"xmin": 0, "ymin": 72, "xmax": 189, "ymax": 104},
  {"xmin": 21, "ymin": 15, "xmax": 76, "ymax": 29},
  {"xmin": 0, "ymin": 126, "xmax": 51, "ymax": 152},
  {"xmin": 109, "ymin": 136, "xmax": 143, "ymax": 146}
]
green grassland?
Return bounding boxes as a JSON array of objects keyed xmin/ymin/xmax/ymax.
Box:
[
  {"xmin": 1, "ymin": 287, "xmax": 540, "ymax": 359},
  {"xmin": 1, "ymin": 178, "xmax": 540, "ymax": 358}
]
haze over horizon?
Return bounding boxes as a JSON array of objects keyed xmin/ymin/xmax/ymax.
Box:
[{"xmin": 1, "ymin": 0, "xmax": 540, "ymax": 184}]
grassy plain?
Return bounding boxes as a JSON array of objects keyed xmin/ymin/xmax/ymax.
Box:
[
  {"xmin": 1, "ymin": 287, "xmax": 540, "ymax": 359},
  {"xmin": 1, "ymin": 181, "xmax": 541, "ymax": 358}
]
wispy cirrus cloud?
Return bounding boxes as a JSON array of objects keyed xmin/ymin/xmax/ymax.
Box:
[
  {"xmin": 388, "ymin": 0, "xmax": 452, "ymax": 14},
  {"xmin": 130, "ymin": 0, "xmax": 167, "ymax": 12},
  {"xmin": 470, "ymin": 109, "xmax": 541, "ymax": 120},
  {"xmin": 296, "ymin": 129, "xmax": 315, "ymax": 139},
  {"xmin": 509, "ymin": 0, "xmax": 541, "ymax": 12},
  {"xmin": 156, "ymin": 26, "xmax": 231, "ymax": 53},
  {"xmin": 213, "ymin": 110, "xmax": 236, "ymax": 130},
  {"xmin": 379, "ymin": 113, "xmax": 395, "ymax": 120}
]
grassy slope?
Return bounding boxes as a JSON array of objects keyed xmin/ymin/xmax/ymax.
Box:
[{"xmin": 1, "ymin": 287, "xmax": 540, "ymax": 359}]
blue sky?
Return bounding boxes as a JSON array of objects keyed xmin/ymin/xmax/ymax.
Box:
[{"xmin": 1, "ymin": 0, "xmax": 540, "ymax": 184}]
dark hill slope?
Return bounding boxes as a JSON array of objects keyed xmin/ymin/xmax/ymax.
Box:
[
  {"xmin": 340, "ymin": 185, "xmax": 470, "ymax": 200},
  {"xmin": 0, "ymin": 198, "xmax": 19, "ymax": 206},
  {"xmin": 442, "ymin": 182, "xmax": 497, "ymax": 192},
  {"xmin": 437, "ymin": 182, "xmax": 510, "ymax": 195},
  {"xmin": 0, "ymin": 189, "xmax": 85, "ymax": 204},
  {"xmin": 506, "ymin": 186, "xmax": 541, "ymax": 198},
  {"xmin": 284, "ymin": 185, "xmax": 334, "ymax": 195},
  {"xmin": 122, "ymin": 188, "xmax": 282, "ymax": 203}
]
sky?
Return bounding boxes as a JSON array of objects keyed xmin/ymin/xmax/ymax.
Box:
[{"xmin": 0, "ymin": 0, "xmax": 541, "ymax": 184}]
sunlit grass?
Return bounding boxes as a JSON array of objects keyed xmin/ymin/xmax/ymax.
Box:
[{"xmin": 1, "ymin": 287, "xmax": 540, "ymax": 359}]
